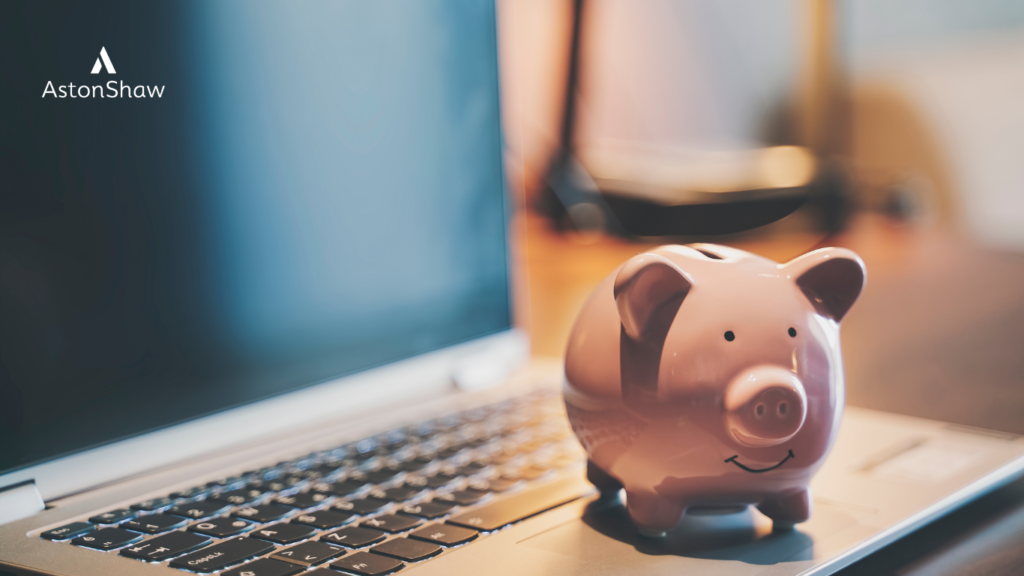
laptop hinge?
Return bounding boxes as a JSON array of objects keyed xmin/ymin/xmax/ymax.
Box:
[
  {"xmin": 0, "ymin": 479, "xmax": 45, "ymax": 526},
  {"xmin": 452, "ymin": 329, "xmax": 530, "ymax": 392}
]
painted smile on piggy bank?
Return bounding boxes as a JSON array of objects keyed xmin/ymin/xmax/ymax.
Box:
[
  {"xmin": 563, "ymin": 243, "xmax": 866, "ymax": 537},
  {"xmin": 725, "ymin": 450, "xmax": 795, "ymax": 473}
]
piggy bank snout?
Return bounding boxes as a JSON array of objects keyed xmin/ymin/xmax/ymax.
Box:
[{"xmin": 725, "ymin": 366, "xmax": 807, "ymax": 447}]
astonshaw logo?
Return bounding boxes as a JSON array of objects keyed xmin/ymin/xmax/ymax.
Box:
[
  {"xmin": 43, "ymin": 46, "xmax": 165, "ymax": 99},
  {"xmin": 90, "ymin": 47, "xmax": 116, "ymax": 74}
]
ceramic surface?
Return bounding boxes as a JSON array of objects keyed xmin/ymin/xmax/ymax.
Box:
[{"xmin": 563, "ymin": 243, "xmax": 866, "ymax": 535}]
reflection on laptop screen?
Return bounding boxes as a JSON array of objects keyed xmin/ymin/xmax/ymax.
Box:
[{"xmin": 0, "ymin": 1, "xmax": 510, "ymax": 474}]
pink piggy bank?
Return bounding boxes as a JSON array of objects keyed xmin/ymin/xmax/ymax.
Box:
[{"xmin": 564, "ymin": 243, "xmax": 866, "ymax": 536}]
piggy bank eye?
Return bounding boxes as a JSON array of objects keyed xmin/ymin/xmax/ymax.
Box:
[
  {"xmin": 724, "ymin": 331, "xmax": 735, "ymax": 342},
  {"xmin": 788, "ymin": 327, "xmax": 797, "ymax": 337}
]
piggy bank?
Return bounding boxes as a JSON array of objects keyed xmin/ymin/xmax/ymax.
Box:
[{"xmin": 564, "ymin": 243, "xmax": 866, "ymax": 536}]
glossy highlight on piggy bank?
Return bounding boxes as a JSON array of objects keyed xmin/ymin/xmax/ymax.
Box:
[{"xmin": 564, "ymin": 244, "xmax": 866, "ymax": 536}]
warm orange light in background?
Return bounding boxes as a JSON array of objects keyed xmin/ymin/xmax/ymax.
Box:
[{"xmin": 497, "ymin": 1, "xmax": 1024, "ymax": 436}]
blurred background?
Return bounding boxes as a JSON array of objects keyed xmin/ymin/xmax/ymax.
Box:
[
  {"xmin": 495, "ymin": 2, "xmax": 1024, "ymax": 573},
  {"xmin": 495, "ymin": 0, "xmax": 1024, "ymax": 432}
]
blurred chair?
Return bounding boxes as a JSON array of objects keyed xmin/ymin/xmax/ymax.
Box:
[{"xmin": 538, "ymin": 0, "xmax": 852, "ymax": 238}]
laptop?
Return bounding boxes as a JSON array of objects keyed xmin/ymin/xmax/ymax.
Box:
[{"xmin": 2, "ymin": 2, "xmax": 1023, "ymax": 576}]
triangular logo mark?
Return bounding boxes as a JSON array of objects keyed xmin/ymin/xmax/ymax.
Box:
[{"xmin": 90, "ymin": 47, "xmax": 116, "ymax": 74}]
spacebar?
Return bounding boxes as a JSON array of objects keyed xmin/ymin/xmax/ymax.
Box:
[{"xmin": 447, "ymin": 475, "xmax": 592, "ymax": 532}]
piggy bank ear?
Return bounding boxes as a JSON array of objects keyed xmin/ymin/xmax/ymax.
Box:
[
  {"xmin": 614, "ymin": 253, "xmax": 692, "ymax": 340},
  {"xmin": 783, "ymin": 248, "xmax": 866, "ymax": 322}
]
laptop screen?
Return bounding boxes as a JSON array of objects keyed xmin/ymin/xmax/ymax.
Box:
[{"xmin": 0, "ymin": 1, "xmax": 510, "ymax": 475}]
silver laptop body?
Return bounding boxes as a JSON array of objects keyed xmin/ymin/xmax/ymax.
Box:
[{"xmin": 3, "ymin": 357, "xmax": 1023, "ymax": 576}]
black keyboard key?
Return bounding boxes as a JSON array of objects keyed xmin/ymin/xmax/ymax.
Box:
[
  {"xmin": 89, "ymin": 508, "xmax": 136, "ymax": 525},
  {"xmin": 123, "ymin": 513, "xmax": 187, "ymax": 534},
  {"xmin": 276, "ymin": 474, "xmax": 310, "ymax": 488},
  {"xmin": 190, "ymin": 517, "xmax": 255, "ymax": 538},
  {"xmin": 331, "ymin": 551, "xmax": 404, "ymax": 576},
  {"xmin": 314, "ymin": 478, "xmax": 368, "ymax": 497},
  {"xmin": 399, "ymin": 456, "xmax": 433, "ymax": 472},
  {"xmin": 403, "ymin": 476, "xmax": 429, "ymax": 490},
  {"xmin": 336, "ymin": 497, "xmax": 389, "ymax": 516},
  {"xmin": 291, "ymin": 509, "xmax": 355, "ymax": 530},
  {"xmin": 120, "ymin": 530, "xmax": 210, "ymax": 561},
  {"xmin": 168, "ymin": 500, "xmax": 229, "ymax": 520},
  {"xmin": 422, "ymin": 472, "xmax": 459, "ymax": 489},
  {"xmin": 370, "ymin": 537, "xmax": 442, "ymax": 562},
  {"xmin": 310, "ymin": 462, "xmax": 346, "ymax": 477},
  {"xmin": 399, "ymin": 501, "xmax": 455, "ymax": 520},
  {"xmin": 291, "ymin": 468, "xmax": 325, "ymax": 481},
  {"xmin": 363, "ymin": 466, "xmax": 402, "ymax": 484},
  {"xmin": 434, "ymin": 489, "xmax": 489, "ymax": 506},
  {"xmin": 447, "ymin": 476, "xmax": 588, "ymax": 532},
  {"xmin": 250, "ymin": 522, "xmax": 317, "ymax": 544},
  {"xmin": 437, "ymin": 445, "xmax": 466, "ymax": 459},
  {"xmin": 221, "ymin": 558, "xmax": 304, "ymax": 576},
  {"xmin": 233, "ymin": 503, "xmax": 294, "ymax": 523},
  {"xmin": 465, "ymin": 436, "xmax": 492, "ymax": 448},
  {"xmin": 169, "ymin": 537, "xmax": 275, "ymax": 573},
  {"xmin": 72, "ymin": 527, "xmax": 143, "ymax": 550},
  {"xmin": 360, "ymin": 514, "xmax": 422, "ymax": 534},
  {"xmin": 369, "ymin": 486, "xmax": 421, "ymax": 503},
  {"xmin": 320, "ymin": 526, "xmax": 386, "ymax": 548},
  {"xmin": 291, "ymin": 457, "xmax": 317, "ymax": 470},
  {"xmin": 211, "ymin": 487, "xmax": 266, "ymax": 506},
  {"xmin": 352, "ymin": 453, "xmax": 379, "ymax": 465},
  {"xmin": 249, "ymin": 479, "xmax": 293, "ymax": 493},
  {"xmin": 410, "ymin": 524, "xmax": 478, "ymax": 546},
  {"xmin": 130, "ymin": 497, "xmax": 173, "ymax": 511},
  {"xmin": 271, "ymin": 540, "xmax": 346, "ymax": 566},
  {"xmin": 455, "ymin": 461, "xmax": 490, "ymax": 476},
  {"xmin": 42, "ymin": 522, "xmax": 95, "ymax": 540},
  {"xmin": 275, "ymin": 491, "xmax": 332, "ymax": 509}
]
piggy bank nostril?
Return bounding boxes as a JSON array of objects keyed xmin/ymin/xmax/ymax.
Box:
[
  {"xmin": 755, "ymin": 404, "xmax": 766, "ymax": 418},
  {"xmin": 778, "ymin": 402, "xmax": 788, "ymax": 416}
]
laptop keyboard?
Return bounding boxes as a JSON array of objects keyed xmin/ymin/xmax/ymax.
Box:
[{"xmin": 39, "ymin": 389, "xmax": 588, "ymax": 575}]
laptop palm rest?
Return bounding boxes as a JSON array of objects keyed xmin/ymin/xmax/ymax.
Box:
[
  {"xmin": 517, "ymin": 498, "xmax": 859, "ymax": 575},
  {"xmin": 407, "ymin": 406, "xmax": 1024, "ymax": 576}
]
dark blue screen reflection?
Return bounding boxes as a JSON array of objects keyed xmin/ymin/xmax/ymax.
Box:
[{"xmin": 0, "ymin": 0, "xmax": 510, "ymax": 474}]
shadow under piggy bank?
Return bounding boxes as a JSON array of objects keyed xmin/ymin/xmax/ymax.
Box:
[
  {"xmin": 518, "ymin": 495, "xmax": 834, "ymax": 575},
  {"xmin": 581, "ymin": 499, "xmax": 816, "ymax": 565}
]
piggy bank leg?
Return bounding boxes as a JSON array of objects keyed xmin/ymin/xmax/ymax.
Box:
[
  {"xmin": 757, "ymin": 488, "xmax": 811, "ymax": 532},
  {"xmin": 625, "ymin": 490, "xmax": 685, "ymax": 538},
  {"xmin": 587, "ymin": 460, "xmax": 623, "ymax": 500}
]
